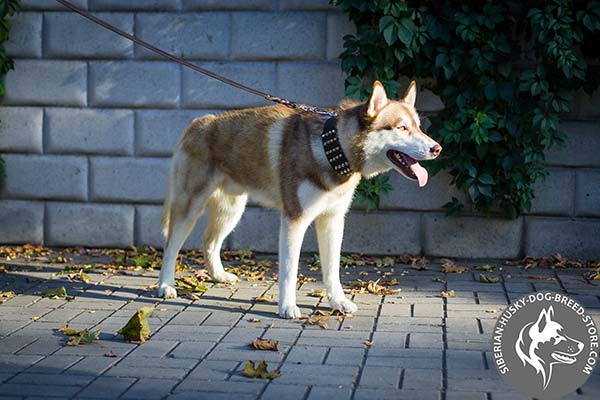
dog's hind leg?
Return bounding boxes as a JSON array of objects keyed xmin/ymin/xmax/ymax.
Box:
[
  {"xmin": 203, "ymin": 189, "xmax": 247, "ymax": 283},
  {"xmin": 158, "ymin": 177, "xmax": 214, "ymax": 299}
]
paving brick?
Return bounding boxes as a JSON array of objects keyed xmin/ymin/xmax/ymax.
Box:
[
  {"xmin": 46, "ymin": 202, "xmax": 134, "ymax": 247},
  {"xmin": 308, "ymin": 386, "xmax": 353, "ymax": 400},
  {"xmin": 7, "ymin": 372, "xmax": 94, "ymax": 386},
  {"xmin": 90, "ymin": 0, "xmax": 180, "ymax": 10},
  {"xmin": 325, "ymin": 347, "xmax": 365, "ymax": 366},
  {"xmin": 229, "ymin": 207, "xmax": 318, "ymax": 253},
  {"xmin": 0, "ymin": 200, "xmax": 43, "ymax": 244},
  {"xmin": 277, "ymin": 364, "xmax": 358, "ymax": 386},
  {"xmin": 135, "ymin": 109, "xmax": 215, "ymax": 156},
  {"xmin": 423, "ymin": 214, "xmax": 523, "ymax": 259},
  {"xmin": 168, "ymin": 341, "xmax": 214, "ymax": 359},
  {"xmin": 546, "ymin": 121, "xmax": 600, "ymax": 167},
  {"xmin": 182, "ymin": 0, "xmax": 273, "ymax": 10},
  {"xmin": 44, "ymin": 12, "xmax": 133, "ymax": 58},
  {"xmin": 360, "ymin": 365, "xmax": 401, "ymax": 387},
  {"xmin": 134, "ymin": 204, "xmax": 208, "ymax": 249},
  {"xmin": 380, "ymin": 170, "xmax": 465, "ymax": 211},
  {"xmin": 89, "ymin": 61, "xmax": 180, "ymax": 107},
  {"xmin": 529, "ymin": 166, "xmax": 575, "ymax": 215},
  {"xmin": 525, "ymin": 217, "xmax": 600, "ymax": 259},
  {"xmin": 277, "ymin": 62, "xmax": 345, "ymax": 108},
  {"xmin": 0, "ymin": 154, "xmax": 87, "ymax": 200},
  {"xmin": 262, "ymin": 384, "xmax": 308, "ymax": 400},
  {"xmin": 232, "ymin": 12, "xmax": 326, "ymax": 60},
  {"xmin": 403, "ymin": 368, "xmax": 443, "ymax": 390},
  {"xmin": 135, "ymin": 13, "xmax": 229, "ymax": 59},
  {"xmin": 285, "ymin": 345, "xmax": 328, "ymax": 364},
  {"xmin": 0, "ymin": 107, "xmax": 43, "ymax": 153},
  {"xmin": 0, "ymin": 383, "xmax": 80, "ymax": 397},
  {"xmin": 174, "ymin": 380, "xmax": 265, "ymax": 394},
  {"xmin": 181, "ymin": 62, "xmax": 275, "ymax": 108},
  {"xmin": 121, "ymin": 378, "xmax": 179, "ymax": 399},
  {"xmin": 5, "ymin": 12, "xmax": 42, "ymax": 58},
  {"xmin": 46, "ymin": 108, "xmax": 134, "ymax": 155},
  {"xmin": 90, "ymin": 156, "xmax": 169, "ymax": 203},
  {"xmin": 576, "ymin": 168, "xmax": 600, "ymax": 216},
  {"xmin": 327, "ymin": 13, "xmax": 354, "ymax": 60},
  {"xmin": 77, "ymin": 376, "xmax": 136, "ymax": 398},
  {"xmin": 2, "ymin": 60, "xmax": 87, "ymax": 106},
  {"xmin": 22, "ymin": 0, "xmax": 87, "ymax": 10}
]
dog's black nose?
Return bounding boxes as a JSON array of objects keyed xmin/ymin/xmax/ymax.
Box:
[{"xmin": 430, "ymin": 144, "xmax": 442, "ymax": 157}]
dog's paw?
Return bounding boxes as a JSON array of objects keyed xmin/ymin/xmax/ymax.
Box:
[
  {"xmin": 211, "ymin": 271, "xmax": 239, "ymax": 284},
  {"xmin": 330, "ymin": 297, "xmax": 358, "ymax": 314},
  {"xmin": 279, "ymin": 304, "xmax": 302, "ymax": 319},
  {"xmin": 158, "ymin": 283, "xmax": 178, "ymax": 299}
]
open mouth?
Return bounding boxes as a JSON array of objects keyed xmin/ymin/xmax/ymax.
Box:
[
  {"xmin": 386, "ymin": 150, "xmax": 428, "ymax": 187},
  {"xmin": 552, "ymin": 351, "xmax": 577, "ymax": 364}
]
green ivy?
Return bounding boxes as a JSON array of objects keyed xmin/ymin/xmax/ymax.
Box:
[
  {"xmin": 334, "ymin": 0, "xmax": 600, "ymax": 218},
  {"xmin": 0, "ymin": 0, "xmax": 20, "ymax": 180}
]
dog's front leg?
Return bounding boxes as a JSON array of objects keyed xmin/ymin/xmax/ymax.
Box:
[
  {"xmin": 278, "ymin": 216, "xmax": 308, "ymax": 319},
  {"xmin": 316, "ymin": 211, "xmax": 357, "ymax": 314}
]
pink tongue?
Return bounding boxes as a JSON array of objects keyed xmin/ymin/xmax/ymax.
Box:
[{"xmin": 409, "ymin": 162, "xmax": 428, "ymax": 187}]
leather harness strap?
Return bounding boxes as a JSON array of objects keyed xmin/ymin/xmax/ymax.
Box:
[{"xmin": 321, "ymin": 116, "xmax": 353, "ymax": 176}]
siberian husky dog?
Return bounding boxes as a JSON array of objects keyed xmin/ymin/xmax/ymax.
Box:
[{"xmin": 158, "ymin": 81, "xmax": 442, "ymax": 318}]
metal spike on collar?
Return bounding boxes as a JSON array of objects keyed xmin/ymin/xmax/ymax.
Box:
[{"xmin": 321, "ymin": 116, "xmax": 353, "ymax": 177}]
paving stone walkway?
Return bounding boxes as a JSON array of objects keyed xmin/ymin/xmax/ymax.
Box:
[{"xmin": 0, "ymin": 250, "xmax": 599, "ymax": 400}]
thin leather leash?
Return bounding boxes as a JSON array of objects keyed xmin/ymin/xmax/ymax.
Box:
[{"xmin": 54, "ymin": 0, "xmax": 336, "ymax": 117}]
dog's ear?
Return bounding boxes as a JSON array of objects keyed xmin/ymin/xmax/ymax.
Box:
[
  {"xmin": 402, "ymin": 81, "xmax": 417, "ymax": 108},
  {"xmin": 367, "ymin": 81, "xmax": 389, "ymax": 117},
  {"xmin": 535, "ymin": 307, "xmax": 552, "ymax": 333}
]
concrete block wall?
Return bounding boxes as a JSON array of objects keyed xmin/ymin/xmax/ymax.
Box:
[{"xmin": 1, "ymin": 0, "xmax": 599, "ymax": 259}]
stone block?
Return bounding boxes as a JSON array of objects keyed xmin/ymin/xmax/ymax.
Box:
[
  {"xmin": 46, "ymin": 202, "xmax": 134, "ymax": 247},
  {"xmin": 182, "ymin": 62, "xmax": 275, "ymax": 108},
  {"xmin": 525, "ymin": 217, "xmax": 600, "ymax": 259},
  {"xmin": 423, "ymin": 214, "xmax": 523, "ymax": 258},
  {"xmin": 343, "ymin": 211, "xmax": 421, "ymax": 254},
  {"xmin": 5, "ymin": 12, "xmax": 42, "ymax": 58},
  {"xmin": 135, "ymin": 204, "xmax": 209, "ymax": 250},
  {"xmin": 22, "ymin": 0, "xmax": 87, "ymax": 10},
  {"xmin": 135, "ymin": 13, "xmax": 229, "ymax": 59},
  {"xmin": 327, "ymin": 13, "xmax": 354, "ymax": 60},
  {"xmin": 277, "ymin": 62, "xmax": 345, "ymax": 107},
  {"xmin": 44, "ymin": 12, "xmax": 133, "ymax": 58},
  {"xmin": 0, "ymin": 107, "xmax": 43, "ymax": 153},
  {"xmin": 135, "ymin": 109, "xmax": 215, "ymax": 156},
  {"xmin": 575, "ymin": 168, "xmax": 600, "ymax": 216},
  {"xmin": 231, "ymin": 12, "xmax": 326, "ymax": 60},
  {"xmin": 90, "ymin": 156, "xmax": 170, "ymax": 203},
  {"xmin": 529, "ymin": 167, "xmax": 574, "ymax": 215},
  {"xmin": 546, "ymin": 121, "xmax": 600, "ymax": 167},
  {"xmin": 0, "ymin": 154, "xmax": 87, "ymax": 201},
  {"xmin": 89, "ymin": 61, "xmax": 179, "ymax": 108},
  {"xmin": 182, "ymin": 0, "xmax": 274, "ymax": 10},
  {"xmin": 90, "ymin": 0, "xmax": 180, "ymax": 10},
  {"xmin": 0, "ymin": 200, "xmax": 44, "ymax": 244},
  {"xmin": 379, "ymin": 170, "xmax": 465, "ymax": 211},
  {"xmin": 280, "ymin": 0, "xmax": 336, "ymax": 10},
  {"xmin": 46, "ymin": 108, "xmax": 134, "ymax": 155},
  {"xmin": 2, "ymin": 60, "xmax": 86, "ymax": 106},
  {"xmin": 229, "ymin": 207, "xmax": 318, "ymax": 253}
]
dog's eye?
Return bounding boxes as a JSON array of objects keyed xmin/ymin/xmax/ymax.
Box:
[{"xmin": 398, "ymin": 125, "xmax": 408, "ymax": 131}]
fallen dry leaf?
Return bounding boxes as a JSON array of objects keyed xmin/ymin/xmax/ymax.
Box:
[
  {"xmin": 67, "ymin": 330, "xmax": 100, "ymax": 346},
  {"xmin": 486, "ymin": 309, "xmax": 497, "ymax": 313},
  {"xmin": 57, "ymin": 324, "xmax": 81, "ymax": 336},
  {"xmin": 184, "ymin": 292, "xmax": 201, "ymax": 301},
  {"xmin": 248, "ymin": 318, "xmax": 262, "ymax": 323},
  {"xmin": 441, "ymin": 264, "xmax": 469, "ymax": 274},
  {"xmin": 479, "ymin": 273, "xmax": 500, "ymax": 283},
  {"xmin": 117, "ymin": 306, "xmax": 154, "ymax": 343},
  {"xmin": 41, "ymin": 286, "xmax": 72, "ymax": 300},
  {"xmin": 104, "ymin": 351, "xmax": 119, "ymax": 358},
  {"xmin": 475, "ymin": 265, "xmax": 496, "ymax": 272},
  {"xmin": 441, "ymin": 290, "xmax": 456, "ymax": 298},
  {"xmin": 254, "ymin": 293, "xmax": 273, "ymax": 302},
  {"xmin": 250, "ymin": 337, "xmax": 280, "ymax": 351},
  {"xmin": 346, "ymin": 280, "xmax": 399, "ymax": 296},
  {"xmin": 0, "ymin": 290, "xmax": 15, "ymax": 299},
  {"xmin": 364, "ymin": 340, "xmax": 374, "ymax": 347},
  {"xmin": 309, "ymin": 289, "xmax": 326, "ymax": 298},
  {"xmin": 30, "ymin": 316, "xmax": 40, "ymax": 321},
  {"xmin": 526, "ymin": 275, "xmax": 556, "ymax": 281},
  {"xmin": 242, "ymin": 360, "xmax": 280, "ymax": 379},
  {"xmin": 176, "ymin": 276, "xmax": 207, "ymax": 293}
]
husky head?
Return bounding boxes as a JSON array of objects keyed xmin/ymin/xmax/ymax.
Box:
[
  {"xmin": 515, "ymin": 306, "xmax": 584, "ymax": 390},
  {"xmin": 340, "ymin": 81, "xmax": 442, "ymax": 186}
]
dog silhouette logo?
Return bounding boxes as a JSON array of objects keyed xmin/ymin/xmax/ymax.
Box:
[
  {"xmin": 515, "ymin": 306, "xmax": 584, "ymax": 390},
  {"xmin": 492, "ymin": 292, "xmax": 598, "ymax": 399}
]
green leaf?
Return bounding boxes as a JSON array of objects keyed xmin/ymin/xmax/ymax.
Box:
[
  {"xmin": 479, "ymin": 274, "xmax": 500, "ymax": 284},
  {"xmin": 42, "ymin": 286, "xmax": 69, "ymax": 299},
  {"xmin": 117, "ymin": 306, "xmax": 154, "ymax": 343}
]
